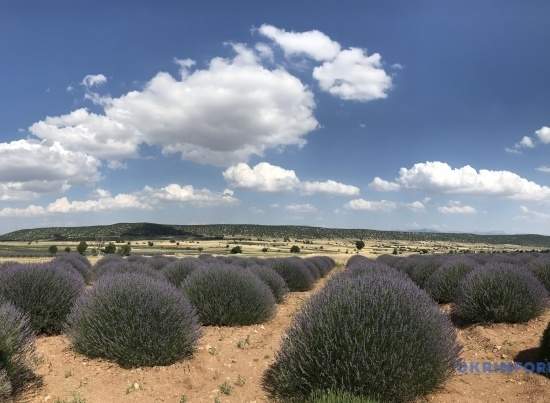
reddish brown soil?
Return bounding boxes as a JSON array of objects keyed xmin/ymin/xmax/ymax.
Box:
[{"xmin": 20, "ymin": 272, "xmax": 550, "ymax": 403}]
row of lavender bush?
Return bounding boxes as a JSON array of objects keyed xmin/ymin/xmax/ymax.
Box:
[
  {"xmin": 0, "ymin": 252, "xmax": 335, "ymax": 399},
  {"xmin": 262, "ymin": 252, "xmax": 550, "ymax": 402}
]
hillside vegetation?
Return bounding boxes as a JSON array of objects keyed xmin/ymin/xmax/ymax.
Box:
[{"xmin": 1, "ymin": 223, "xmax": 550, "ymax": 247}]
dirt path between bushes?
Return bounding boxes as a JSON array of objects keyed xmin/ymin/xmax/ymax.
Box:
[{"xmin": 21, "ymin": 271, "xmax": 550, "ymax": 403}]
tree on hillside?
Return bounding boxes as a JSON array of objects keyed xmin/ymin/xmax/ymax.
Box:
[
  {"xmin": 48, "ymin": 245, "xmax": 58, "ymax": 255},
  {"xmin": 355, "ymin": 240, "xmax": 365, "ymax": 251},
  {"xmin": 103, "ymin": 243, "xmax": 116, "ymax": 254},
  {"xmin": 117, "ymin": 244, "xmax": 131, "ymax": 256},
  {"xmin": 230, "ymin": 245, "xmax": 242, "ymax": 254}
]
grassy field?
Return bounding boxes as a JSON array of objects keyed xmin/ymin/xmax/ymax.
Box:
[{"xmin": 1, "ymin": 236, "xmax": 545, "ymax": 266}]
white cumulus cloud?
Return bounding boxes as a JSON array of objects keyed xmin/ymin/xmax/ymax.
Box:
[
  {"xmin": 81, "ymin": 74, "xmax": 107, "ymax": 88},
  {"xmin": 438, "ymin": 201, "xmax": 477, "ymax": 215},
  {"xmin": 536, "ymin": 126, "xmax": 550, "ymax": 144},
  {"xmin": 369, "ymin": 177, "xmax": 400, "ymax": 192},
  {"xmin": 345, "ymin": 199, "xmax": 397, "ymax": 212},
  {"xmin": 30, "ymin": 44, "xmax": 318, "ymax": 167},
  {"xmin": 258, "ymin": 24, "xmax": 341, "ymax": 61},
  {"xmin": 376, "ymin": 161, "xmax": 550, "ymax": 201},
  {"xmin": 285, "ymin": 203, "xmax": 318, "ymax": 214},
  {"xmin": 0, "ymin": 139, "xmax": 100, "ymax": 201},
  {"xmin": 223, "ymin": 162, "xmax": 359, "ymax": 196},
  {"xmin": 313, "ymin": 48, "xmax": 392, "ymax": 101},
  {"xmin": 144, "ymin": 184, "xmax": 237, "ymax": 206}
]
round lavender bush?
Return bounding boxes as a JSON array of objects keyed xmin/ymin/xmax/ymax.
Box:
[
  {"xmin": 94, "ymin": 260, "xmax": 164, "ymax": 282},
  {"xmin": 306, "ymin": 256, "xmax": 335, "ymax": 277},
  {"xmin": 268, "ymin": 258, "xmax": 315, "ymax": 292},
  {"xmin": 183, "ymin": 265, "xmax": 276, "ymax": 325},
  {"xmin": 425, "ymin": 257, "xmax": 476, "ymax": 303},
  {"xmin": 67, "ymin": 273, "xmax": 200, "ymax": 367},
  {"xmin": 0, "ymin": 301, "xmax": 40, "ymax": 399},
  {"xmin": 248, "ymin": 265, "xmax": 289, "ymax": 304},
  {"xmin": 263, "ymin": 273, "xmax": 460, "ymax": 402},
  {"xmin": 405, "ymin": 256, "xmax": 442, "ymax": 288},
  {"xmin": 162, "ymin": 258, "xmax": 200, "ymax": 287},
  {"xmin": 0, "ymin": 263, "xmax": 84, "ymax": 334},
  {"xmin": 53, "ymin": 252, "xmax": 92, "ymax": 282},
  {"xmin": 454, "ymin": 263, "xmax": 548, "ymax": 323}
]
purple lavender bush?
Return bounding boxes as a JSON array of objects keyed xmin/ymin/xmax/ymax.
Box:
[
  {"xmin": 262, "ymin": 273, "xmax": 460, "ymax": 402},
  {"xmin": 425, "ymin": 257, "xmax": 476, "ymax": 303},
  {"xmin": 454, "ymin": 263, "xmax": 548, "ymax": 323},
  {"xmin": 94, "ymin": 260, "xmax": 165, "ymax": 282},
  {"xmin": 162, "ymin": 258, "xmax": 200, "ymax": 287},
  {"xmin": 0, "ymin": 301, "xmax": 40, "ymax": 399},
  {"xmin": 268, "ymin": 258, "xmax": 315, "ymax": 292},
  {"xmin": 66, "ymin": 273, "xmax": 200, "ymax": 367},
  {"xmin": 183, "ymin": 264, "xmax": 276, "ymax": 325},
  {"xmin": 530, "ymin": 256, "xmax": 550, "ymax": 292},
  {"xmin": 0, "ymin": 263, "xmax": 84, "ymax": 334},
  {"xmin": 248, "ymin": 264, "xmax": 289, "ymax": 304},
  {"xmin": 53, "ymin": 252, "xmax": 92, "ymax": 282}
]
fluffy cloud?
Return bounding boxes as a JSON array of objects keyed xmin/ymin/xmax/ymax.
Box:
[
  {"xmin": 285, "ymin": 203, "xmax": 318, "ymax": 214},
  {"xmin": 519, "ymin": 205, "xmax": 550, "ymax": 220},
  {"xmin": 258, "ymin": 24, "xmax": 341, "ymax": 61},
  {"xmin": 144, "ymin": 184, "xmax": 237, "ymax": 206},
  {"xmin": 313, "ymin": 48, "xmax": 392, "ymax": 101},
  {"xmin": 0, "ymin": 140, "xmax": 100, "ymax": 200},
  {"xmin": 259, "ymin": 24, "xmax": 393, "ymax": 103},
  {"xmin": 30, "ymin": 108, "xmax": 139, "ymax": 161},
  {"xmin": 405, "ymin": 201, "xmax": 426, "ymax": 211},
  {"xmin": 301, "ymin": 180, "xmax": 359, "ymax": 196},
  {"xmin": 223, "ymin": 162, "xmax": 299, "ymax": 192},
  {"xmin": 369, "ymin": 177, "xmax": 400, "ymax": 192},
  {"xmin": 375, "ymin": 161, "xmax": 550, "ymax": 201},
  {"xmin": 81, "ymin": 74, "xmax": 107, "ymax": 88},
  {"xmin": 345, "ymin": 199, "xmax": 397, "ymax": 212},
  {"xmin": 0, "ymin": 191, "xmax": 148, "ymax": 217},
  {"xmin": 438, "ymin": 201, "xmax": 477, "ymax": 215},
  {"xmin": 536, "ymin": 126, "xmax": 550, "ymax": 144},
  {"xmin": 0, "ymin": 183, "xmax": 237, "ymax": 217},
  {"xmin": 506, "ymin": 135, "xmax": 535, "ymax": 154},
  {"xmin": 30, "ymin": 45, "xmax": 318, "ymax": 166},
  {"xmin": 223, "ymin": 162, "xmax": 359, "ymax": 196},
  {"xmin": 507, "ymin": 127, "xmax": 550, "ymax": 153}
]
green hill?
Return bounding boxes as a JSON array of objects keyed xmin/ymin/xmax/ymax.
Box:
[{"xmin": 1, "ymin": 222, "xmax": 550, "ymax": 247}]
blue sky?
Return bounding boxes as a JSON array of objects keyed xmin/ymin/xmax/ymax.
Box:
[{"xmin": 1, "ymin": 0, "xmax": 550, "ymax": 234}]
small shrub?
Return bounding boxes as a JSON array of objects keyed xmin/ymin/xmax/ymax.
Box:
[
  {"xmin": 0, "ymin": 264, "xmax": 84, "ymax": 334},
  {"xmin": 248, "ymin": 265, "xmax": 289, "ymax": 304},
  {"xmin": 117, "ymin": 244, "xmax": 132, "ymax": 256},
  {"xmin": 183, "ymin": 265, "xmax": 276, "ymax": 326},
  {"xmin": 230, "ymin": 245, "xmax": 243, "ymax": 254},
  {"xmin": 425, "ymin": 258, "xmax": 475, "ymax": 303},
  {"xmin": 454, "ymin": 263, "xmax": 548, "ymax": 323},
  {"xmin": 355, "ymin": 240, "xmax": 365, "ymax": 251},
  {"xmin": 67, "ymin": 273, "xmax": 200, "ymax": 367},
  {"xmin": 162, "ymin": 259, "xmax": 200, "ymax": 287},
  {"xmin": 0, "ymin": 301, "xmax": 40, "ymax": 399},
  {"xmin": 48, "ymin": 245, "xmax": 58, "ymax": 255},
  {"xmin": 64, "ymin": 247, "xmax": 71, "ymax": 253},
  {"xmin": 290, "ymin": 245, "xmax": 301, "ymax": 253},
  {"xmin": 269, "ymin": 258, "xmax": 315, "ymax": 292},
  {"xmin": 262, "ymin": 273, "xmax": 460, "ymax": 402}
]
